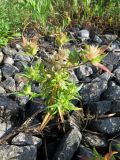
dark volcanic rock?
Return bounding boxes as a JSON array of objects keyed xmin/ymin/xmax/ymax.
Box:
[
  {"xmin": 0, "ymin": 51, "xmax": 4, "ymax": 64},
  {"xmin": 90, "ymin": 117, "xmax": 120, "ymax": 135},
  {"xmin": 53, "ymin": 127, "xmax": 82, "ymax": 160},
  {"xmin": 103, "ymin": 51, "xmax": 120, "ymax": 65},
  {"xmin": 77, "ymin": 145, "xmax": 93, "ymax": 160},
  {"xmin": 12, "ymin": 132, "xmax": 42, "ymax": 147},
  {"xmin": 0, "ymin": 69, "xmax": 2, "ymax": 81},
  {"xmin": 111, "ymin": 100, "xmax": 120, "ymax": 113},
  {"xmin": 0, "ymin": 96, "xmax": 20, "ymax": 122},
  {"xmin": 0, "ymin": 86, "xmax": 6, "ymax": 94},
  {"xmin": 114, "ymin": 66, "xmax": 120, "ymax": 84},
  {"xmin": 2, "ymin": 77, "xmax": 16, "ymax": 92},
  {"xmin": 14, "ymin": 53, "xmax": 31, "ymax": 62},
  {"xmin": 2, "ymin": 46, "xmax": 18, "ymax": 56},
  {"xmin": 76, "ymin": 64, "xmax": 93, "ymax": 80},
  {"xmin": 2, "ymin": 64, "xmax": 19, "ymax": 78},
  {"xmin": 4, "ymin": 56, "xmax": 14, "ymax": 65},
  {"xmin": 87, "ymin": 101, "xmax": 112, "ymax": 115},
  {"xmin": 79, "ymin": 73, "xmax": 110, "ymax": 104},
  {"xmin": 102, "ymin": 85, "xmax": 120, "ymax": 101},
  {"xmin": 82, "ymin": 133, "xmax": 107, "ymax": 148},
  {"xmin": 25, "ymin": 98, "xmax": 45, "ymax": 118},
  {"xmin": 0, "ymin": 119, "xmax": 12, "ymax": 138},
  {"xmin": 0, "ymin": 145, "xmax": 37, "ymax": 160}
]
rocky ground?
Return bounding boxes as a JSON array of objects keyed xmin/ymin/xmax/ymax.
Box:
[{"xmin": 0, "ymin": 27, "xmax": 120, "ymax": 160}]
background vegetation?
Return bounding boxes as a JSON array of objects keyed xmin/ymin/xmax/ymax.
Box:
[{"xmin": 0, "ymin": 0, "xmax": 120, "ymax": 47}]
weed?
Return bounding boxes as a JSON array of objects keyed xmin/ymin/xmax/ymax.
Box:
[{"xmin": 15, "ymin": 40, "xmax": 112, "ymax": 132}]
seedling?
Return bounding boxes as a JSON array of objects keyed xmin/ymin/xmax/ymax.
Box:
[
  {"xmin": 22, "ymin": 36, "xmax": 38, "ymax": 57},
  {"xmin": 16, "ymin": 42, "xmax": 113, "ymax": 132},
  {"xmin": 81, "ymin": 44, "xmax": 113, "ymax": 75}
]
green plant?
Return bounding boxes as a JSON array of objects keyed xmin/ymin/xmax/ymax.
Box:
[
  {"xmin": 91, "ymin": 148, "xmax": 117, "ymax": 160},
  {"xmin": 19, "ymin": 0, "xmax": 52, "ymax": 27},
  {"xmin": 15, "ymin": 39, "xmax": 113, "ymax": 132},
  {"xmin": 16, "ymin": 57, "xmax": 81, "ymax": 131},
  {"xmin": 22, "ymin": 36, "xmax": 38, "ymax": 56},
  {"xmin": 81, "ymin": 45, "xmax": 113, "ymax": 75}
]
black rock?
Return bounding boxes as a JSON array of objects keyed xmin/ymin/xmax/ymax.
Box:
[
  {"xmin": 79, "ymin": 73, "xmax": 110, "ymax": 104},
  {"xmin": 25, "ymin": 98, "xmax": 45, "ymax": 118},
  {"xmin": 0, "ymin": 86, "xmax": 6, "ymax": 94},
  {"xmin": 103, "ymin": 51, "xmax": 120, "ymax": 65},
  {"xmin": 14, "ymin": 61, "xmax": 28, "ymax": 71},
  {"xmin": 2, "ymin": 77, "xmax": 16, "ymax": 92},
  {"xmin": 2, "ymin": 64, "xmax": 19, "ymax": 78},
  {"xmin": 14, "ymin": 52, "xmax": 31, "ymax": 62},
  {"xmin": 93, "ymin": 35, "xmax": 102, "ymax": 44},
  {"xmin": 4, "ymin": 56, "xmax": 14, "ymax": 65},
  {"xmin": 76, "ymin": 64, "xmax": 93, "ymax": 80},
  {"xmin": 102, "ymin": 85, "xmax": 120, "ymax": 101},
  {"xmin": 0, "ymin": 69, "xmax": 2, "ymax": 81},
  {"xmin": 0, "ymin": 144, "xmax": 37, "ymax": 160},
  {"xmin": 111, "ymin": 100, "xmax": 120, "ymax": 113},
  {"xmin": 114, "ymin": 66, "xmax": 120, "ymax": 84},
  {"xmin": 0, "ymin": 51, "xmax": 4, "ymax": 64},
  {"xmin": 2, "ymin": 46, "xmax": 18, "ymax": 57},
  {"xmin": 82, "ymin": 133, "xmax": 107, "ymax": 148},
  {"xmin": 76, "ymin": 145, "xmax": 93, "ymax": 160},
  {"xmin": 0, "ymin": 96, "xmax": 20, "ymax": 123},
  {"xmin": 0, "ymin": 119, "xmax": 12, "ymax": 138},
  {"xmin": 12, "ymin": 132, "xmax": 42, "ymax": 147},
  {"xmin": 16, "ymin": 96, "xmax": 29, "ymax": 106},
  {"xmin": 53, "ymin": 127, "xmax": 82, "ymax": 160},
  {"xmin": 87, "ymin": 101, "xmax": 112, "ymax": 115},
  {"xmin": 90, "ymin": 117, "xmax": 120, "ymax": 135}
]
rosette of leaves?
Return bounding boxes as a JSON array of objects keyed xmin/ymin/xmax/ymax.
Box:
[
  {"xmin": 81, "ymin": 44, "xmax": 113, "ymax": 75},
  {"xmin": 22, "ymin": 36, "xmax": 38, "ymax": 57}
]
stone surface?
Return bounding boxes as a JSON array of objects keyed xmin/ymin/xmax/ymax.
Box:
[
  {"xmin": 90, "ymin": 117, "xmax": 120, "ymax": 135},
  {"xmin": 108, "ymin": 41, "xmax": 120, "ymax": 51},
  {"xmin": 68, "ymin": 70, "xmax": 79, "ymax": 83},
  {"xmin": 14, "ymin": 61, "xmax": 28, "ymax": 71},
  {"xmin": 80, "ymin": 73, "xmax": 110, "ymax": 104},
  {"xmin": 103, "ymin": 51, "xmax": 120, "ymax": 65},
  {"xmin": 2, "ymin": 64, "xmax": 19, "ymax": 78},
  {"xmin": 53, "ymin": 127, "xmax": 82, "ymax": 160},
  {"xmin": 0, "ymin": 96, "xmax": 20, "ymax": 122},
  {"xmin": 2, "ymin": 46, "xmax": 18, "ymax": 56},
  {"xmin": 0, "ymin": 69, "xmax": 2, "ymax": 81},
  {"xmin": 78, "ymin": 29, "xmax": 90, "ymax": 41},
  {"xmin": 0, "ymin": 86, "xmax": 6, "ymax": 94},
  {"xmin": 0, "ymin": 120, "xmax": 12, "ymax": 138},
  {"xmin": 3, "ymin": 77, "xmax": 16, "ymax": 92},
  {"xmin": 102, "ymin": 85, "xmax": 120, "ymax": 101},
  {"xmin": 25, "ymin": 98, "xmax": 45, "ymax": 118},
  {"xmin": 76, "ymin": 64, "xmax": 93, "ymax": 80},
  {"xmin": 12, "ymin": 132, "xmax": 42, "ymax": 147},
  {"xmin": 82, "ymin": 133, "xmax": 107, "ymax": 148},
  {"xmin": 111, "ymin": 100, "xmax": 120, "ymax": 113},
  {"xmin": 104, "ymin": 34, "xmax": 118, "ymax": 41},
  {"xmin": 114, "ymin": 66, "xmax": 120, "ymax": 83},
  {"xmin": 4, "ymin": 56, "xmax": 14, "ymax": 65},
  {"xmin": 77, "ymin": 145, "xmax": 93, "ymax": 160},
  {"xmin": 93, "ymin": 35, "xmax": 102, "ymax": 43},
  {"xmin": 87, "ymin": 101, "xmax": 112, "ymax": 115},
  {"xmin": 16, "ymin": 96, "xmax": 29, "ymax": 106},
  {"xmin": 0, "ymin": 144, "xmax": 37, "ymax": 160},
  {"xmin": 14, "ymin": 52, "xmax": 31, "ymax": 62},
  {"xmin": 0, "ymin": 51, "xmax": 4, "ymax": 64}
]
